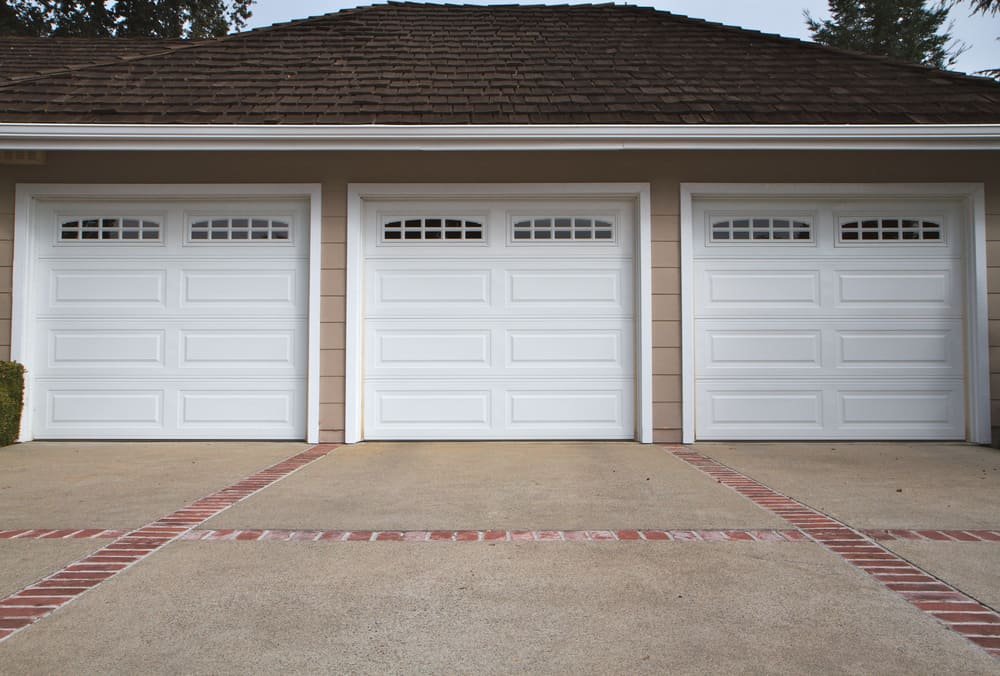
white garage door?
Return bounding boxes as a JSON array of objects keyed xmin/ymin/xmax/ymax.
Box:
[
  {"xmin": 693, "ymin": 197, "xmax": 967, "ymax": 440},
  {"xmin": 28, "ymin": 197, "xmax": 309, "ymax": 439},
  {"xmin": 361, "ymin": 198, "xmax": 635, "ymax": 439}
]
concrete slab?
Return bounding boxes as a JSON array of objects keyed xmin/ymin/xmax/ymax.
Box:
[
  {"xmin": 881, "ymin": 540, "xmax": 1000, "ymax": 610},
  {"xmin": 2, "ymin": 541, "xmax": 997, "ymax": 674},
  {"xmin": 0, "ymin": 442, "xmax": 309, "ymax": 529},
  {"xmin": 696, "ymin": 442, "xmax": 1000, "ymax": 529},
  {"xmin": 0, "ymin": 539, "xmax": 104, "ymax": 598},
  {"xmin": 207, "ymin": 441, "xmax": 786, "ymax": 530}
]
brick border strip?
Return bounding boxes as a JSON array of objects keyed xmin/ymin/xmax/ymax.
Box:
[
  {"xmin": 181, "ymin": 528, "xmax": 808, "ymax": 543},
  {"xmin": 0, "ymin": 529, "xmax": 127, "ymax": 540},
  {"xmin": 865, "ymin": 529, "xmax": 1000, "ymax": 543},
  {"xmin": 0, "ymin": 444, "xmax": 337, "ymax": 643},
  {"xmin": 668, "ymin": 447, "xmax": 1000, "ymax": 659}
]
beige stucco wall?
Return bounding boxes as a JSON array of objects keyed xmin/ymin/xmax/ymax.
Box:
[{"xmin": 1, "ymin": 149, "xmax": 997, "ymax": 444}]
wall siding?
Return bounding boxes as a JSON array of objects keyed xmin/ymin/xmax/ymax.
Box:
[{"xmin": 1, "ymin": 149, "xmax": 997, "ymax": 443}]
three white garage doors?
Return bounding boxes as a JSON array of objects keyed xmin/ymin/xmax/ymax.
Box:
[{"xmin": 19, "ymin": 187, "xmax": 977, "ymax": 442}]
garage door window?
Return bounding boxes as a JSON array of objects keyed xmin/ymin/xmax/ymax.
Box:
[
  {"xmin": 511, "ymin": 217, "xmax": 614, "ymax": 241},
  {"xmin": 709, "ymin": 217, "xmax": 812, "ymax": 243},
  {"xmin": 190, "ymin": 217, "xmax": 291, "ymax": 242},
  {"xmin": 383, "ymin": 218, "xmax": 484, "ymax": 242},
  {"xmin": 839, "ymin": 218, "xmax": 942, "ymax": 243},
  {"xmin": 59, "ymin": 218, "xmax": 161, "ymax": 242}
]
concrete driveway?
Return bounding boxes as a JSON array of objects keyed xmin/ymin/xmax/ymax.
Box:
[{"xmin": 0, "ymin": 440, "xmax": 997, "ymax": 674}]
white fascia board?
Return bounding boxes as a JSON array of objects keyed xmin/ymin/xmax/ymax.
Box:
[{"xmin": 1, "ymin": 124, "xmax": 1000, "ymax": 151}]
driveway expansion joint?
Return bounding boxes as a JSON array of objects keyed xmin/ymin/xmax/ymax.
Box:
[
  {"xmin": 0, "ymin": 444, "xmax": 338, "ymax": 644},
  {"xmin": 667, "ymin": 446, "xmax": 1000, "ymax": 659}
]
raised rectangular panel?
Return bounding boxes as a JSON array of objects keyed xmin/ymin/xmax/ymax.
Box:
[
  {"xmin": 376, "ymin": 331, "xmax": 490, "ymax": 366},
  {"xmin": 840, "ymin": 391, "xmax": 955, "ymax": 424},
  {"xmin": 48, "ymin": 391, "xmax": 162, "ymax": 425},
  {"xmin": 183, "ymin": 271, "xmax": 294, "ymax": 304},
  {"xmin": 706, "ymin": 391, "xmax": 822, "ymax": 426},
  {"xmin": 707, "ymin": 331, "xmax": 820, "ymax": 367},
  {"xmin": 377, "ymin": 271, "xmax": 489, "ymax": 304},
  {"xmin": 707, "ymin": 272, "xmax": 819, "ymax": 305},
  {"xmin": 838, "ymin": 273, "xmax": 949, "ymax": 305},
  {"xmin": 508, "ymin": 271, "xmax": 620, "ymax": 304},
  {"xmin": 508, "ymin": 331, "xmax": 621, "ymax": 365},
  {"xmin": 182, "ymin": 332, "xmax": 294, "ymax": 366},
  {"xmin": 508, "ymin": 390, "xmax": 621, "ymax": 425},
  {"xmin": 52, "ymin": 271, "xmax": 164, "ymax": 305},
  {"xmin": 839, "ymin": 331, "xmax": 952, "ymax": 367},
  {"xmin": 51, "ymin": 331, "xmax": 163, "ymax": 366},
  {"xmin": 375, "ymin": 390, "xmax": 490, "ymax": 425},
  {"xmin": 180, "ymin": 391, "xmax": 293, "ymax": 424}
]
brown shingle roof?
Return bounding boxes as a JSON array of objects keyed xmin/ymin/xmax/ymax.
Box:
[
  {"xmin": 0, "ymin": 36, "xmax": 191, "ymax": 83},
  {"xmin": 0, "ymin": 2, "xmax": 998, "ymax": 125}
]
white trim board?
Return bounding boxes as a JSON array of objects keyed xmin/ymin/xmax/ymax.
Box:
[
  {"xmin": 2, "ymin": 124, "xmax": 1000, "ymax": 151},
  {"xmin": 679, "ymin": 182, "xmax": 991, "ymax": 445},
  {"xmin": 345, "ymin": 182, "xmax": 654, "ymax": 444},
  {"xmin": 11, "ymin": 183, "xmax": 323, "ymax": 443}
]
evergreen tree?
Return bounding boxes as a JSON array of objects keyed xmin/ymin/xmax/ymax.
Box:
[
  {"xmin": 806, "ymin": 0, "xmax": 965, "ymax": 69},
  {"xmin": 0, "ymin": 0, "xmax": 254, "ymax": 38}
]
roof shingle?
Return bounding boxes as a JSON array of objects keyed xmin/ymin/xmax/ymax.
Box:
[{"xmin": 0, "ymin": 2, "xmax": 998, "ymax": 125}]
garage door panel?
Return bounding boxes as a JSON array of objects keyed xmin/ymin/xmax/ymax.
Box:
[
  {"xmin": 179, "ymin": 330, "xmax": 299, "ymax": 369},
  {"xmin": 364, "ymin": 380, "xmax": 633, "ymax": 439},
  {"xmin": 838, "ymin": 387, "xmax": 963, "ymax": 430},
  {"xmin": 370, "ymin": 329, "xmax": 492, "ymax": 369},
  {"xmin": 697, "ymin": 269, "xmax": 821, "ymax": 311},
  {"xmin": 506, "ymin": 328, "xmax": 627, "ymax": 370},
  {"xmin": 370, "ymin": 268, "xmax": 492, "ymax": 312},
  {"xmin": 365, "ymin": 386, "xmax": 493, "ymax": 435},
  {"xmin": 49, "ymin": 330, "xmax": 165, "ymax": 368},
  {"xmin": 699, "ymin": 329, "xmax": 822, "ymax": 371},
  {"xmin": 44, "ymin": 388, "xmax": 164, "ymax": 429},
  {"xmin": 181, "ymin": 268, "xmax": 300, "ymax": 309},
  {"xmin": 835, "ymin": 269, "xmax": 959, "ymax": 311},
  {"xmin": 837, "ymin": 328, "xmax": 960, "ymax": 370},
  {"xmin": 506, "ymin": 267, "xmax": 628, "ymax": 309},
  {"xmin": 506, "ymin": 386, "xmax": 629, "ymax": 430},
  {"xmin": 178, "ymin": 389, "xmax": 297, "ymax": 428},
  {"xmin": 47, "ymin": 269, "xmax": 167, "ymax": 310},
  {"xmin": 697, "ymin": 319, "xmax": 962, "ymax": 378}
]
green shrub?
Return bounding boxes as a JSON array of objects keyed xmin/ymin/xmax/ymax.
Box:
[{"xmin": 0, "ymin": 362, "xmax": 25, "ymax": 447}]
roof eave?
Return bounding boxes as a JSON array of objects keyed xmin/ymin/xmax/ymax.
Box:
[{"xmin": 1, "ymin": 123, "xmax": 1000, "ymax": 151}]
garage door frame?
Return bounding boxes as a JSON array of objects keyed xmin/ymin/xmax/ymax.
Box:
[
  {"xmin": 679, "ymin": 182, "xmax": 990, "ymax": 444},
  {"xmin": 11, "ymin": 183, "xmax": 324, "ymax": 443},
  {"xmin": 345, "ymin": 183, "xmax": 654, "ymax": 443}
]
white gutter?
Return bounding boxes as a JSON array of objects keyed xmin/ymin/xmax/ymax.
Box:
[{"xmin": 0, "ymin": 123, "xmax": 999, "ymax": 151}]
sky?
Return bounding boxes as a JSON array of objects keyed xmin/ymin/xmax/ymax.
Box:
[{"xmin": 245, "ymin": 0, "xmax": 1000, "ymax": 77}]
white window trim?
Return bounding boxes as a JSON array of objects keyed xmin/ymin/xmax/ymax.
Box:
[
  {"xmin": 12, "ymin": 183, "xmax": 323, "ymax": 444},
  {"xmin": 345, "ymin": 182, "xmax": 653, "ymax": 444},
  {"xmin": 679, "ymin": 182, "xmax": 991, "ymax": 445}
]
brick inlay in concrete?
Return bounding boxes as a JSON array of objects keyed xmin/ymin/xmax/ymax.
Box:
[
  {"xmin": 864, "ymin": 530, "xmax": 1000, "ymax": 543},
  {"xmin": 0, "ymin": 529, "xmax": 127, "ymax": 540},
  {"xmin": 180, "ymin": 528, "xmax": 809, "ymax": 543},
  {"xmin": 668, "ymin": 447, "xmax": 1000, "ymax": 660},
  {"xmin": 0, "ymin": 444, "xmax": 337, "ymax": 643}
]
